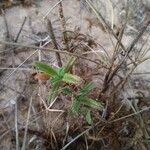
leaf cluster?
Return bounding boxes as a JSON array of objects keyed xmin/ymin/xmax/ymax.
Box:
[{"xmin": 34, "ymin": 61, "xmax": 103, "ymax": 124}]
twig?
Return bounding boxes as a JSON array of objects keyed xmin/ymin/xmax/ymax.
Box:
[
  {"xmin": 63, "ymin": 122, "xmax": 69, "ymax": 146},
  {"xmin": 85, "ymin": 0, "xmax": 137, "ymax": 66},
  {"xmin": 2, "ymin": 9, "xmax": 10, "ymax": 40},
  {"xmin": 127, "ymin": 20, "xmax": 150, "ymax": 54},
  {"xmin": 14, "ymin": 17, "xmax": 27, "ymax": 42},
  {"xmin": 0, "ymin": 40, "xmax": 104, "ymax": 66},
  {"xmin": 21, "ymin": 96, "xmax": 33, "ymax": 150},
  {"xmin": 15, "ymin": 99, "xmax": 19, "ymax": 150},
  {"xmin": 43, "ymin": 0, "xmax": 63, "ymax": 20},
  {"xmin": 1, "ymin": 49, "xmax": 38, "ymax": 84},
  {"xmin": 58, "ymin": 1, "xmax": 69, "ymax": 51},
  {"xmin": 38, "ymin": 94, "xmax": 64, "ymax": 112},
  {"xmin": 61, "ymin": 127, "xmax": 91, "ymax": 150},
  {"xmin": 99, "ymin": 21, "xmax": 149, "ymax": 96},
  {"xmin": 132, "ymin": 100, "xmax": 150, "ymax": 139},
  {"xmin": 108, "ymin": 0, "xmax": 114, "ymax": 30},
  {"xmin": 0, "ymin": 115, "xmax": 42, "ymax": 141},
  {"xmin": 110, "ymin": 106, "xmax": 150, "ymax": 123},
  {"xmin": 0, "ymin": 67, "xmax": 33, "ymax": 71},
  {"xmin": 47, "ymin": 19, "xmax": 62, "ymax": 67},
  {"xmin": 85, "ymin": 0, "xmax": 126, "ymax": 52},
  {"xmin": 61, "ymin": 106, "xmax": 150, "ymax": 150},
  {"xmin": 0, "ymin": 40, "xmax": 61, "ymax": 53},
  {"xmin": 1, "ymin": 39, "xmax": 53, "ymax": 85}
]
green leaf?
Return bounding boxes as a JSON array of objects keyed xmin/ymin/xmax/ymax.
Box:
[
  {"xmin": 80, "ymin": 82, "xmax": 94, "ymax": 96},
  {"xmin": 58, "ymin": 67, "xmax": 66, "ymax": 77},
  {"xmin": 86, "ymin": 110, "xmax": 92, "ymax": 124},
  {"xmin": 48, "ymin": 82, "xmax": 60, "ymax": 103},
  {"xmin": 71, "ymin": 99, "xmax": 81, "ymax": 114},
  {"xmin": 51, "ymin": 67, "xmax": 66, "ymax": 84},
  {"xmin": 51, "ymin": 75, "xmax": 62, "ymax": 84},
  {"xmin": 63, "ymin": 73, "xmax": 82, "ymax": 85},
  {"xmin": 62, "ymin": 88, "xmax": 73, "ymax": 97},
  {"xmin": 34, "ymin": 61, "xmax": 58, "ymax": 77},
  {"xmin": 80, "ymin": 97, "xmax": 103, "ymax": 110}
]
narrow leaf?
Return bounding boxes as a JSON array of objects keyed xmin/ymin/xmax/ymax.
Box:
[
  {"xmin": 71, "ymin": 99, "xmax": 81, "ymax": 114},
  {"xmin": 80, "ymin": 97, "xmax": 103, "ymax": 110},
  {"xmin": 58, "ymin": 67, "xmax": 66, "ymax": 77},
  {"xmin": 51, "ymin": 75, "xmax": 62, "ymax": 84},
  {"xmin": 80, "ymin": 82, "xmax": 94, "ymax": 95},
  {"xmin": 86, "ymin": 110, "xmax": 92, "ymax": 124},
  {"xmin": 62, "ymin": 88, "xmax": 73, "ymax": 97},
  {"xmin": 34, "ymin": 61, "xmax": 58, "ymax": 77},
  {"xmin": 63, "ymin": 73, "xmax": 82, "ymax": 85},
  {"xmin": 48, "ymin": 82, "xmax": 60, "ymax": 103}
]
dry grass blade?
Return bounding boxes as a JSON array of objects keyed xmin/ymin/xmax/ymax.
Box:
[
  {"xmin": 127, "ymin": 20, "xmax": 150, "ymax": 54},
  {"xmin": 21, "ymin": 97, "xmax": 33, "ymax": 150},
  {"xmin": 15, "ymin": 100, "xmax": 19, "ymax": 150},
  {"xmin": 58, "ymin": 1, "xmax": 69, "ymax": 51},
  {"xmin": 2, "ymin": 9, "xmax": 11, "ymax": 40},
  {"xmin": 0, "ymin": 1, "xmax": 149, "ymax": 149},
  {"xmin": 85, "ymin": 0, "xmax": 126, "ymax": 52},
  {"xmin": 61, "ymin": 106, "xmax": 150, "ymax": 149},
  {"xmin": 43, "ymin": 0, "xmax": 63, "ymax": 19},
  {"xmin": 61, "ymin": 128, "xmax": 91, "ymax": 150},
  {"xmin": 1, "ymin": 49, "xmax": 38, "ymax": 84},
  {"xmin": 0, "ymin": 40, "xmax": 104, "ymax": 66},
  {"xmin": 14, "ymin": 17, "xmax": 27, "ymax": 42},
  {"xmin": 47, "ymin": 19, "xmax": 62, "ymax": 67},
  {"xmin": 110, "ymin": 106, "xmax": 150, "ymax": 123}
]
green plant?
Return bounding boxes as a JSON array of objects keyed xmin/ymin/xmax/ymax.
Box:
[
  {"xmin": 63, "ymin": 82, "xmax": 103, "ymax": 124},
  {"xmin": 34, "ymin": 59, "xmax": 82, "ymax": 102},
  {"xmin": 34, "ymin": 60, "xmax": 103, "ymax": 124}
]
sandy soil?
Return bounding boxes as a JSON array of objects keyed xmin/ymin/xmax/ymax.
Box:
[{"xmin": 0, "ymin": 0, "xmax": 150, "ymax": 150}]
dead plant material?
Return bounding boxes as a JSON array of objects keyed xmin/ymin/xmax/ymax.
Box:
[
  {"xmin": 32, "ymin": 72, "xmax": 50, "ymax": 81},
  {"xmin": 0, "ymin": 1, "xmax": 150, "ymax": 149},
  {"xmin": 47, "ymin": 19, "xmax": 62, "ymax": 67},
  {"xmin": 58, "ymin": 1, "xmax": 69, "ymax": 52}
]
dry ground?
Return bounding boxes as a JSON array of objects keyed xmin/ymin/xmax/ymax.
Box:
[{"xmin": 0, "ymin": 0, "xmax": 150, "ymax": 150}]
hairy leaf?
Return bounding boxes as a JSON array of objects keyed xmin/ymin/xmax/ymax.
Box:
[
  {"xmin": 80, "ymin": 82, "xmax": 94, "ymax": 96},
  {"xmin": 58, "ymin": 67, "xmax": 66, "ymax": 77},
  {"xmin": 71, "ymin": 99, "xmax": 81, "ymax": 114},
  {"xmin": 62, "ymin": 88, "xmax": 73, "ymax": 97},
  {"xmin": 34, "ymin": 61, "xmax": 58, "ymax": 76},
  {"xmin": 51, "ymin": 75, "xmax": 62, "ymax": 84},
  {"xmin": 48, "ymin": 82, "xmax": 60, "ymax": 102},
  {"xmin": 63, "ymin": 73, "xmax": 82, "ymax": 85},
  {"xmin": 80, "ymin": 97, "xmax": 103, "ymax": 110},
  {"xmin": 86, "ymin": 110, "xmax": 92, "ymax": 124}
]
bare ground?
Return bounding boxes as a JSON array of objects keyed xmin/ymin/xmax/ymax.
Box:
[{"xmin": 0, "ymin": 0, "xmax": 150, "ymax": 150}]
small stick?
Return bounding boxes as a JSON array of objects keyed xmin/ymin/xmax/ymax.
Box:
[
  {"xmin": 47, "ymin": 19, "xmax": 62, "ymax": 67},
  {"xmin": 0, "ymin": 40, "xmax": 107, "ymax": 67},
  {"xmin": 21, "ymin": 96, "xmax": 33, "ymax": 150},
  {"xmin": 61, "ymin": 106, "xmax": 150, "ymax": 150},
  {"xmin": 15, "ymin": 17, "xmax": 27, "ymax": 42},
  {"xmin": 2, "ymin": 9, "xmax": 10, "ymax": 40},
  {"xmin": 43, "ymin": 0, "xmax": 63, "ymax": 20},
  {"xmin": 15, "ymin": 99, "xmax": 19, "ymax": 150},
  {"xmin": 58, "ymin": 1, "xmax": 69, "ymax": 51}
]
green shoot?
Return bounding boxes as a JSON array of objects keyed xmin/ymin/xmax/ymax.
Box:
[
  {"xmin": 34, "ymin": 60, "xmax": 82, "ymax": 103},
  {"xmin": 63, "ymin": 83, "xmax": 103, "ymax": 124},
  {"xmin": 34, "ymin": 60, "xmax": 103, "ymax": 125}
]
